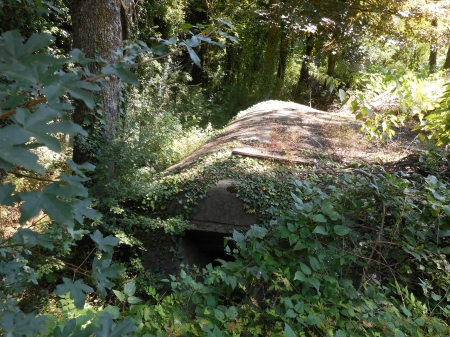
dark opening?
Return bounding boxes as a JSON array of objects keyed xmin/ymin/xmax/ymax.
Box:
[{"xmin": 183, "ymin": 230, "xmax": 236, "ymax": 269}]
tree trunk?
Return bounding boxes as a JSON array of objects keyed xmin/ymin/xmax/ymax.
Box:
[
  {"xmin": 429, "ymin": 19, "xmax": 438, "ymax": 73},
  {"xmin": 277, "ymin": 34, "xmax": 289, "ymax": 81},
  {"xmin": 298, "ymin": 35, "xmax": 314, "ymax": 85},
  {"xmin": 260, "ymin": 0, "xmax": 280, "ymax": 99},
  {"xmin": 444, "ymin": 45, "xmax": 450, "ymax": 70},
  {"xmin": 327, "ymin": 52, "xmax": 337, "ymax": 77},
  {"xmin": 70, "ymin": 0, "xmax": 123, "ymax": 165}
]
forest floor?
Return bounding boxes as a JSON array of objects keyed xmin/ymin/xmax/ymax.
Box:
[{"xmin": 167, "ymin": 100, "xmax": 422, "ymax": 173}]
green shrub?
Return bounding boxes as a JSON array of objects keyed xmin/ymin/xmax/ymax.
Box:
[{"xmin": 134, "ymin": 164, "xmax": 450, "ymax": 336}]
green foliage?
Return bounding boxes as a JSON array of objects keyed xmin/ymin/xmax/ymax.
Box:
[
  {"xmin": 343, "ymin": 69, "xmax": 447, "ymax": 142},
  {"xmin": 135, "ymin": 164, "xmax": 450, "ymax": 336},
  {"xmin": 0, "ymin": 29, "xmax": 136, "ymax": 335},
  {"xmin": 422, "ymin": 81, "xmax": 450, "ymax": 145}
]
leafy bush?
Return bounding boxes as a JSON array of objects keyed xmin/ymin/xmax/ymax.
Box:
[
  {"xmin": 0, "ymin": 14, "xmax": 238, "ymax": 335},
  {"xmin": 344, "ymin": 69, "xmax": 447, "ymax": 141},
  {"xmin": 134, "ymin": 167, "xmax": 450, "ymax": 336},
  {"xmin": 423, "ymin": 81, "xmax": 450, "ymax": 145},
  {"xmin": 0, "ymin": 29, "xmax": 136, "ymax": 335}
]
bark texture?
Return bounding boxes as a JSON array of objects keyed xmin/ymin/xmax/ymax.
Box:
[
  {"xmin": 70, "ymin": 0, "xmax": 123, "ymax": 164},
  {"xmin": 327, "ymin": 52, "xmax": 337, "ymax": 77},
  {"xmin": 297, "ymin": 35, "xmax": 314, "ymax": 86},
  {"xmin": 444, "ymin": 45, "xmax": 450, "ymax": 70},
  {"xmin": 277, "ymin": 33, "xmax": 289, "ymax": 81},
  {"xmin": 260, "ymin": 0, "xmax": 280, "ymax": 99},
  {"xmin": 429, "ymin": 19, "xmax": 438, "ymax": 73}
]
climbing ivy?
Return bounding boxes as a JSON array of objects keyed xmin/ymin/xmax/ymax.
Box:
[{"xmin": 131, "ymin": 159, "xmax": 450, "ymax": 336}]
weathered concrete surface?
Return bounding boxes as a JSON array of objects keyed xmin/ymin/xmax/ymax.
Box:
[
  {"xmin": 158, "ymin": 179, "xmax": 256, "ymax": 270},
  {"xmin": 142, "ymin": 100, "xmax": 419, "ymax": 273},
  {"xmin": 188, "ymin": 180, "xmax": 257, "ymax": 233},
  {"xmin": 166, "ymin": 100, "xmax": 418, "ymax": 174}
]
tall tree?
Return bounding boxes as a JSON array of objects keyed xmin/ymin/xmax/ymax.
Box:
[
  {"xmin": 429, "ymin": 18, "xmax": 438, "ymax": 73},
  {"xmin": 260, "ymin": 0, "xmax": 281, "ymax": 99},
  {"xmin": 444, "ymin": 45, "xmax": 450, "ymax": 70},
  {"xmin": 70, "ymin": 0, "xmax": 125, "ymax": 166}
]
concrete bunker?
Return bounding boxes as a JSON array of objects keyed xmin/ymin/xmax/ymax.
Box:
[
  {"xmin": 180, "ymin": 179, "xmax": 258, "ymax": 268},
  {"xmin": 139, "ymin": 100, "xmax": 417, "ymax": 277}
]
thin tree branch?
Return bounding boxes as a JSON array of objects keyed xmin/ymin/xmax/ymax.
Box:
[
  {"xmin": 8, "ymin": 171, "xmax": 57, "ymax": 183},
  {"xmin": 31, "ymin": 248, "xmax": 95, "ymax": 280},
  {"xmin": 0, "ymin": 25, "xmax": 225, "ymax": 118},
  {"xmin": 0, "ymin": 97, "xmax": 46, "ymax": 120}
]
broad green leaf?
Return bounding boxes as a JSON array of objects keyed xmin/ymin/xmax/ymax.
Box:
[
  {"xmin": 54, "ymin": 278, "xmax": 94, "ymax": 309},
  {"xmin": 93, "ymin": 312, "xmax": 113, "ymax": 336},
  {"xmin": 285, "ymin": 309, "xmax": 296, "ymax": 318},
  {"xmin": 400, "ymin": 305, "xmax": 412, "ymax": 317},
  {"xmin": 196, "ymin": 35, "xmax": 224, "ymax": 47},
  {"xmin": 113, "ymin": 290, "xmax": 125, "ymax": 302},
  {"xmin": 415, "ymin": 317, "xmax": 425, "ymax": 327},
  {"xmin": 0, "ymin": 143, "xmax": 43, "ymax": 175},
  {"xmin": 339, "ymin": 89, "xmax": 346, "ymax": 102},
  {"xmin": 395, "ymin": 330, "xmax": 405, "ymax": 337},
  {"xmin": 439, "ymin": 230, "xmax": 450, "ymax": 237},
  {"xmin": 42, "ymin": 73, "xmax": 99, "ymax": 109},
  {"xmin": 226, "ymin": 275, "xmax": 238, "ymax": 289},
  {"xmin": 329, "ymin": 81, "xmax": 336, "ymax": 93},
  {"xmin": 19, "ymin": 183, "xmax": 78, "ymax": 224},
  {"xmin": 72, "ymin": 199, "xmax": 101, "ymax": 225},
  {"xmin": 179, "ymin": 23, "xmax": 193, "ymax": 31},
  {"xmin": 21, "ymin": 32, "xmax": 55, "ymax": 56},
  {"xmin": 90, "ymin": 230, "xmax": 120, "ymax": 253},
  {"xmin": 233, "ymin": 230, "xmax": 246, "ymax": 243},
  {"xmin": 300, "ymin": 226, "xmax": 311, "ymax": 238},
  {"xmin": 0, "ymin": 183, "xmax": 18, "ymax": 206},
  {"xmin": 247, "ymin": 224, "xmax": 267, "ymax": 238},
  {"xmin": 294, "ymin": 271, "xmax": 307, "ymax": 282},
  {"xmin": 431, "ymin": 293, "xmax": 442, "ymax": 301},
  {"xmin": 0, "ymin": 95, "xmax": 28, "ymax": 111},
  {"xmin": 186, "ymin": 45, "xmax": 201, "ymax": 67},
  {"xmin": 127, "ymin": 296, "xmax": 142, "ymax": 304},
  {"xmin": 92, "ymin": 255, "xmax": 125, "ymax": 298},
  {"xmin": 226, "ymin": 306, "xmax": 238, "ymax": 320},
  {"xmin": 308, "ymin": 256, "xmax": 321, "ymax": 271},
  {"xmin": 214, "ymin": 308, "xmax": 225, "ymax": 320},
  {"xmin": 167, "ymin": 37, "xmax": 177, "ymax": 44},
  {"xmin": 0, "ymin": 311, "xmax": 47, "ymax": 337},
  {"xmin": 289, "ymin": 233, "xmax": 299, "ymax": 246},
  {"xmin": 104, "ymin": 305, "xmax": 120, "ymax": 320},
  {"xmin": 124, "ymin": 280, "xmax": 136, "ymax": 297},
  {"xmin": 53, "ymin": 318, "xmax": 77, "ymax": 337},
  {"xmin": 66, "ymin": 222, "xmax": 89, "ymax": 240},
  {"xmin": 312, "ymin": 226, "xmax": 328, "ymax": 235},
  {"xmin": 284, "ymin": 323, "xmax": 296, "ymax": 337},
  {"xmin": 309, "ymin": 278, "xmax": 320, "ymax": 292},
  {"xmin": 300, "ymin": 262, "xmax": 312, "ymax": 275},
  {"xmin": 313, "ymin": 214, "xmax": 327, "ymax": 223},
  {"xmin": 334, "ymin": 225, "xmax": 351, "ymax": 236},
  {"xmin": 1, "ymin": 31, "xmax": 53, "ymax": 60},
  {"xmin": 13, "ymin": 228, "xmax": 54, "ymax": 250},
  {"xmin": 186, "ymin": 36, "xmax": 199, "ymax": 48},
  {"xmin": 218, "ymin": 18, "xmax": 236, "ymax": 29},
  {"xmin": 151, "ymin": 42, "xmax": 169, "ymax": 56},
  {"xmin": 101, "ymin": 65, "xmax": 139, "ymax": 86},
  {"xmin": 70, "ymin": 48, "xmax": 93, "ymax": 66},
  {"xmin": 335, "ymin": 330, "xmax": 347, "ymax": 337}
]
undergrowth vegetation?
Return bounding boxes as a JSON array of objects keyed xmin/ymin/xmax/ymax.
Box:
[
  {"xmin": 342, "ymin": 69, "xmax": 450, "ymax": 143},
  {"xmin": 2, "ymin": 1, "xmax": 450, "ymax": 336},
  {"xmin": 134, "ymin": 161, "xmax": 450, "ymax": 336}
]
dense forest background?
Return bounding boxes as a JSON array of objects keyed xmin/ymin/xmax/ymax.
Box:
[{"xmin": 1, "ymin": 0, "xmax": 450, "ymax": 336}]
